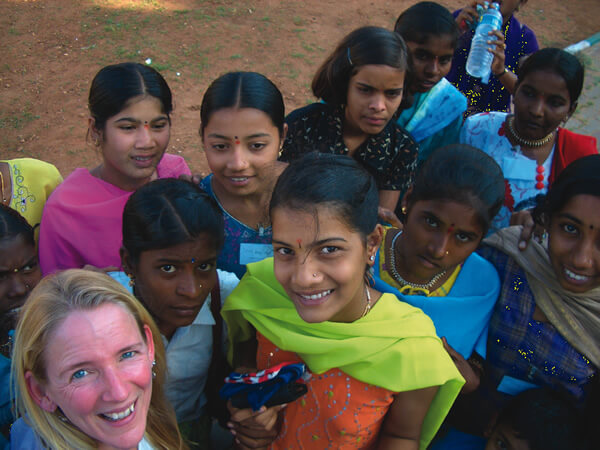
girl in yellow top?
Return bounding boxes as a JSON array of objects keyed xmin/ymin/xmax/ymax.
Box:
[
  {"xmin": 223, "ymin": 153, "xmax": 463, "ymax": 449},
  {"xmin": 0, "ymin": 158, "xmax": 62, "ymax": 230}
]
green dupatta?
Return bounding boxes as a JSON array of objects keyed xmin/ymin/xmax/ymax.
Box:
[{"xmin": 222, "ymin": 258, "xmax": 464, "ymax": 449}]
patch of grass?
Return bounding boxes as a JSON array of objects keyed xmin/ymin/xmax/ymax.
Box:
[
  {"xmin": 292, "ymin": 16, "xmax": 304, "ymax": 26},
  {"xmin": 230, "ymin": 54, "xmax": 242, "ymax": 59},
  {"xmin": 291, "ymin": 52, "xmax": 304, "ymax": 59},
  {"xmin": 0, "ymin": 112, "xmax": 41, "ymax": 130}
]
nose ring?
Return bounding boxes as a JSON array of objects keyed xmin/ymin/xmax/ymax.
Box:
[
  {"xmin": 26, "ymin": 284, "xmax": 31, "ymax": 289},
  {"xmin": 312, "ymin": 273, "xmax": 318, "ymax": 278},
  {"xmin": 445, "ymin": 251, "xmax": 449, "ymax": 256}
]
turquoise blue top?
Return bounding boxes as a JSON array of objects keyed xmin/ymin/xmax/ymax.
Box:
[
  {"xmin": 373, "ymin": 251, "xmax": 499, "ymax": 359},
  {"xmin": 397, "ymin": 78, "xmax": 467, "ymax": 164}
]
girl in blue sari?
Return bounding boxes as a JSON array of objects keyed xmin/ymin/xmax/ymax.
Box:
[
  {"xmin": 394, "ymin": 2, "xmax": 467, "ymax": 165},
  {"xmin": 374, "ymin": 144, "xmax": 504, "ymax": 392}
]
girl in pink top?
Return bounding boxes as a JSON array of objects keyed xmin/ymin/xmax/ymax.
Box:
[{"xmin": 39, "ymin": 63, "xmax": 191, "ymax": 274}]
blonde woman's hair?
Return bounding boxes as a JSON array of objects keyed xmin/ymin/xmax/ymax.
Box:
[{"xmin": 11, "ymin": 269, "xmax": 186, "ymax": 449}]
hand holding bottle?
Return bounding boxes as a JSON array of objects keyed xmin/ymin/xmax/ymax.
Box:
[{"xmin": 488, "ymin": 29, "xmax": 507, "ymax": 77}]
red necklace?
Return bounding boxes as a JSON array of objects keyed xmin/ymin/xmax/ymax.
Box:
[{"xmin": 535, "ymin": 165, "xmax": 545, "ymax": 190}]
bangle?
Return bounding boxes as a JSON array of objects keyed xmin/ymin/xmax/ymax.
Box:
[{"xmin": 494, "ymin": 67, "xmax": 509, "ymax": 78}]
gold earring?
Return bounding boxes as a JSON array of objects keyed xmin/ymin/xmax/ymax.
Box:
[{"xmin": 401, "ymin": 206, "xmax": 407, "ymax": 215}]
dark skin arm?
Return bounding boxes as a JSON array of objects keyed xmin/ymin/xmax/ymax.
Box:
[
  {"xmin": 377, "ymin": 386, "xmax": 439, "ymax": 450},
  {"xmin": 227, "ymin": 403, "xmax": 284, "ymax": 449},
  {"xmin": 442, "ymin": 337, "xmax": 481, "ymax": 394}
]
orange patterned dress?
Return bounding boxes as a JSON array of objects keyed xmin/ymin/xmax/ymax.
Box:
[{"xmin": 257, "ymin": 332, "xmax": 395, "ymax": 449}]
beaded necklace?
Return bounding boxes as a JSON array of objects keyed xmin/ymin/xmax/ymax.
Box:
[
  {"xmin": 506, "ymin": 116, "xmax": 554, "ymax": 190},
  {"xmin": 388, "ymin": 231, "xmax": 447, "ymax": 293}
]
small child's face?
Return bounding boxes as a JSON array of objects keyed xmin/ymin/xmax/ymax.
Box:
[
  {"xmin": 497, "ymin": 0, "xmax": 527, "ymax": 23},
  {"xmin": 485, "ymin": 423, "xmax": 530, "ymax": 450}
]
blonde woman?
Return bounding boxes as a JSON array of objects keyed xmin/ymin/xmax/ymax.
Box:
[{"xmin": 10, "ymin": 269, "xmax": 186, "ymax": 449}]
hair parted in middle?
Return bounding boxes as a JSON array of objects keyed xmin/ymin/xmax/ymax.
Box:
[{"xmin": 311, "ymin": 26, "xmax": 409, "ymax": 106}]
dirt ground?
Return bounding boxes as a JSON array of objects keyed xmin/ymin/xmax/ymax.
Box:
[{"xmin": 1, "ymin": 0, "xmax": 599, "ymax": 176}]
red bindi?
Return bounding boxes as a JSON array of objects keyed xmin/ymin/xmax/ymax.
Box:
[
  {"xmin": 447, "ymin": 224, "xmax": 455, "ymax": 233},
  {"xmin": 144, "ymin": 122, "xmax": 149, "ymax": 130},
  {"xmin": 297, "ymin": 239, "xmax": 302, "ymax": 248},
  {"xmin": 234, "ymin": 136, "xmax": 240, "ymax": 145}
]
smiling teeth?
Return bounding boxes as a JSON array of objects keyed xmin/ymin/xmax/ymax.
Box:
[
  {"xmin": 102, "ymin": 403, "xmax": 134, "ymax": 421},
  {"xmin": 565, "ymin": 268, "xmax": 589, "ymax": 281},
  {"xmin": 133, "ymin": 156, "xmax": 151, "ymax": 161},
  {"xmin": 300, "ymin": 290, "xmax": 332, "ymax": 300},
  {"xmin": 230, "ymin": 177, "xmax": 248, "ymax": 181}
]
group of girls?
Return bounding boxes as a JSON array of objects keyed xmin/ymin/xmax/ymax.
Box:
[{"xmin": 1, "ymin": 1, "xmax": 599, "ymax": 449}]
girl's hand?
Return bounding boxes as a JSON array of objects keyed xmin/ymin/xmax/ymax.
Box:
[
  {"xmin": 455, "ymin": 0, "xmax": 487, "ymax": 32},
  {"xmin": 488, "ymin": 29, "xmax": 507, "ymax": 77},
  {"xmin": 442, "ymin": 337, "xmax": 480, "ymax": 394},
  {"xmin": 378, "ymin": 206, "xmax": 403, "ymax": 229},
  {"xmin": 178, "ymin": 173, "xmax": 204, "ymax": 184},
  {"xmin": 227, "ymin": 402, "xmax": 285, "ymax": 449}
]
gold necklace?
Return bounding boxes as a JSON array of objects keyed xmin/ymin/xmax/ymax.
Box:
[
  {"xmin": 507, "ymin": 115, "xmax": 556, "ymax": 148},
  {"xmin": 360, "ymin": 285, "xmax": 372, "ymax": 318},
  {"xmin": 388, "ymin": 231, "xmax": 446, "ymax": 292},
  {"xmin": 0, "ymin": 169, "xmax": 7, "ymax": 204}
]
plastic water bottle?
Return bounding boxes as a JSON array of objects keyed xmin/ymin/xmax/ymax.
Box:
[
  {"xmin": 466, "ymin": 1, "xmax": 489, "ymax": 31},
  {"xmin": 466, "ymin": 2, "xmax": 502, "ymax": 84}
]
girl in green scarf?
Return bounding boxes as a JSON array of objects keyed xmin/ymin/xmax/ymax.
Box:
[{"xmin": 223, "ymin": 153, "xmax": 464, "ymax": 449}]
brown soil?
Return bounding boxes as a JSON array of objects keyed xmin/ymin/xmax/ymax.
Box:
[{"xmin": 1, "ymin": 0, "xmax": 598, "ymax": 176}]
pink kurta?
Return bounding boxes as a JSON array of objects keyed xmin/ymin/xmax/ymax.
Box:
[{"xmin": 39, "ymin": 154, "xmax": 191, "ymax": 274}]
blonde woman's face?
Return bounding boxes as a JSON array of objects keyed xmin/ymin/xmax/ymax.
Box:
[{"xmin": 29, "ymin": 304, "xmax": 155, "ymax": 450}]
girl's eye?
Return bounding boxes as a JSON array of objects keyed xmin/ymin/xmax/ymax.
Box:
[
  {"xmin": 425, "ymin": 217, "xmax": 438, "ymax": 228},
  {"xmin": 455, "ymin": 233, "xmax": 471, "ymax": 243},
  {"xmin": 495, "ymin": 438, "xmax": 508, "ymax": 450},
  {"xmin": 22, "ymin": 262, "xmax": 38, "ymax": 273},
  {"xmin": 357, "ymin": 86, "xmax": 370, "ymax": 93},
  {"xmin": 152, "ymin": 121, "xmax": 168, "ymax": 130},
  {"xmin": 197, "ymin": 262, "xmax": 213, "ymax": 272},
  {"xmin": 250, "ymin": 142, "xmax": 266, "ymax": 151},
  {"xmin": 562, "ymin": 223, "xmax": 578, "ymax": 234},
  {"xmin": 160, "ymin": 264, "xmax": 176, "ymax": 273},
  {"xmin": 321, "ymin": 246, "xmax": 339, "ymax": 255},
  {"xmin": 72, "ymin": 369, "xmax": 89, "ymax": 380},
  {"xmin": 275, "ymin": 247, "xmax": 293, "ymax": 256},
  {"xmin": 119, "ymin": 125, "xmax": 136, "ymax": 131},
  {"xmin": 440, "ymin": 56, "xmax": 453, "ymax": 65},
  {"xmin": 211, "ymin": 143, "xmax": 228, "ymax": 151},
  {"xmin": 385, "ymin": 90, "xmax": 402, "ymax": 98}
]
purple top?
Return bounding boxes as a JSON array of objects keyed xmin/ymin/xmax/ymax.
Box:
[
  {"xmin": 446, "ymin": 12, "xmax": 538, "ymax": 116},
  {"xmin": 39, "ymin": 154, "xmax": 191, "ymax": 274}
]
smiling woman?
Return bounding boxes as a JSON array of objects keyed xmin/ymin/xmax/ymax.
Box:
[
  {"xmin": 444, "ymin": 154, "xmax": 600, "ymax": 444},
  {"xmin": 280, "ymin": 26, "xmax": 418, "ymax": 212},
  {"xmin": 38, "ymin": 63, "xmax": 191, "ymax": 275},
  {"xmin": 460, "ymin": 48, "xmax": 598, "ymax": 233},
  {"xmin": 223, "ymin": 153, "xmax": 464, "ymax": 449},
  {"xmin": 10, "ymin": 269, "xmax": 185, "ymax": 449}
]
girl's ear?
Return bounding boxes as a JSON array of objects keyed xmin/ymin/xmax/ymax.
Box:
[
  {"xmin": 280, "ymin": 123, "xmax": 288, "ymax": 145},
  {"xmin": 566, "ymin": 101, "xmax": 578, "ymax": 122},
  {"xmin": 25, "ymin": 371, "xmax": 57, "ymax": 413},
  {"xmin": 88, "ymin": 117, "xmax": 102, "ymax": 145},
  {"xmin": 120, "ymin": 247, "xmax": 134, "ymax": 277},
  {"xmin": 367, "ymin": 224, "xmax": 384, "ymax": 261},
  {"xmin": 401, "ymin": 186, "xmax": 413, "ymax": 214}
]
